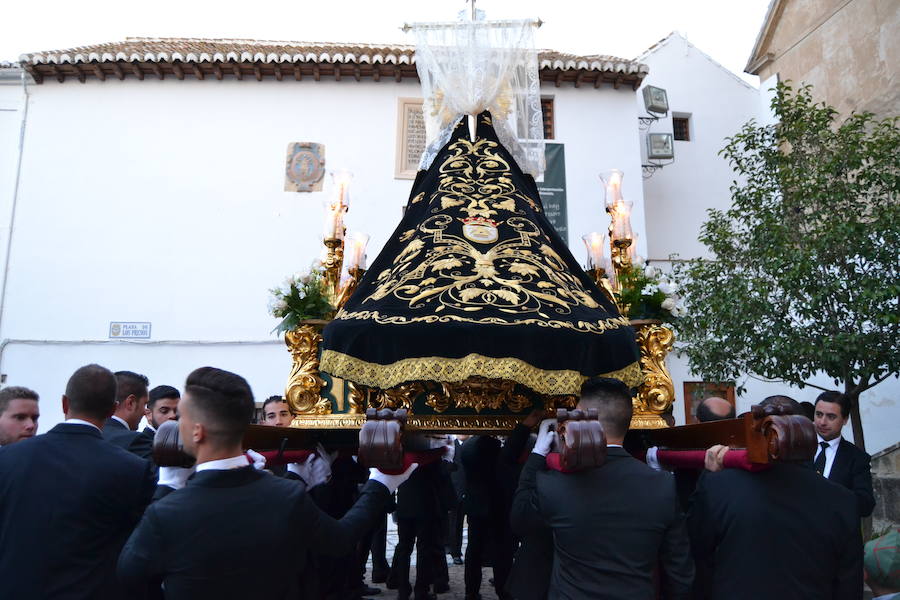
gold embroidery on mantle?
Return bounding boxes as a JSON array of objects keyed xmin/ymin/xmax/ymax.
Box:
[
  {"xmin": 360, "ymin": 137, "xmax": 609, "ymax": 325},
  {"xmin": 320, "ymin": 349, "xmax": 643, "ymax": 396}
]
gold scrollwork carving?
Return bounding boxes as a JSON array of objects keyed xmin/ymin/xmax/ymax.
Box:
[
  {"xmin": 369, "ymin": 382, "xmax": 424, "ymax": 411},
  {"xmin": 631, "ymin": 320, "xmax": 676, "ymax": 427},
  {"xmin": 285, "ymin": 323, "xmax": 332, "ymax": 416},
  {"xmin": 347, "ymin": 381, "xmax": 367, "ymax": 415},
  {"xmin": 428, "ymin": 377, "xmax": 531, "ymax": 413},
  {"xmin": 290, "ymin": 413, "xmax": 524, "ymax": 433}
]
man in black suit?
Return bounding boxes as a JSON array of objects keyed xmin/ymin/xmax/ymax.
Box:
[
  {"xmin": 142, "ymin": 384, "xmax": 180, "ymax": 442},
  {"xmin": 503, "ymin": 410, "xmax": 551, "ymax": 600},
  {"xmin": 103, "ymin": 370, "xmax": 152, "ymax": 459},
  {"xmin": 390, "ymin": 456, "xmax": 445, "ymax": 600},
  {"xmin": 813, "ymin": 390, "xmax": 876, "ymax": 518},
  {"xmin": 688, "ymin": 395, "xmax": 864, "ymax": 599},
  {"xmin": 511, "ymin": 377, "xmax": 693, "ymax": 599},
  {"xmin": 0, "ymin": 364, "xmax": 156, "ymax": 600},
  {"xmin": 446, "ymin": 435, "xmax": 467, "ymax": 565},
  {"xmin": 118, "ymin": 366, "xmax": 415, "ymax": 600}
]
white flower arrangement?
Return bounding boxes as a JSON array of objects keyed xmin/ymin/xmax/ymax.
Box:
[
  {"xmin": 616, "ymin": 258, "xmax": 685, "ymax": 323},
  {"xmin": 267, "ymin": 267, "xmax": 334, "ymax": 333}
]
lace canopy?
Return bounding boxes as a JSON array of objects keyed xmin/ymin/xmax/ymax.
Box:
[{"xmin": 410, "ymin": 19, "xmax": 546, "ymax": 179}]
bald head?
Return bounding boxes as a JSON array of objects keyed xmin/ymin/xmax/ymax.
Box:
[{"xmin": 696, "ymin": 397, "xmax": 734, "ymax": 422}]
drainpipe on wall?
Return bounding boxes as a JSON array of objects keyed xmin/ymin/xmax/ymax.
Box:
[{"xmin": 0, "ymin": 68, "xmax": 32, "ymax": 382}]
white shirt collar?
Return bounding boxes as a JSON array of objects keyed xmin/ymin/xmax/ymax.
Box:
[
  {"xmin": 607, "ymin": 444, "xmax": 623, "ymax": 448},
  {"xmin": 816, "ymin": 434, "xmax": 841, "ymax": 449},
  {"xmin": 110, "ymin": 415, "xmax": 130, "ymax": 429},
  {"xmin": 195, "ymin": 455, "xmax": 249, "ymax": 472},
  {"xmin": 145, "ymin": 423, "xmax": 157, "ymax": 433},
  {"xmin": 65, "ymin": 419, "xmax": 102, "ymax": 432}
]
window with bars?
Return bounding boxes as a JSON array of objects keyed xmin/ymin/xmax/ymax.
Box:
[
  {"xmin": 541, "ymin": 97, "xmax": 554, "ymax": 139},
  {"xmin": 673, "ymin": 116, "xmax": 690, "ymax": 141}
]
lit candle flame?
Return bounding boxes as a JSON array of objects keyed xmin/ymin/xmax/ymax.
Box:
[{"xmin": 581, "ymin": 232, "xmax": 606, "ymax": 269}]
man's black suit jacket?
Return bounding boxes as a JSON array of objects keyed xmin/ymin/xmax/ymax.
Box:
[
  {"xmin": 103, "ymin": 417, "xmax": 153, "ymax": 460},
  {"xmin": 396, "ymin": 459, "xmax": 443, "ymax": 520},
  {"xmin": 118, "ymin": 466, "xmax": 391, "ymax": 600},
  {"xmin": 827, "ymin": 437, "xmax": 875, "ymax": 518},
  {"xmin": 0, "ymin": 423, "xmax": 156, "ymax": 600},
  {"xmin": 511, "ymin": 448, "xmax": 693, "ymax": 600},
  {"xmin": 506, "ymin": 424, "xmax": 552, "ymax": 600},
  {"xmin": 687, "ymin": 462, "xmax": 863, "ymax": 600}
]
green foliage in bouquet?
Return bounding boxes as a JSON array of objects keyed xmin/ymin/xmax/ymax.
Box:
[
  {"xmin": 268, "ymin": 269, "xmax": 334, "ymax": 334},
  {"xmin": 615, "ymin": 259, "xmax": 683, "ymax": 324}
]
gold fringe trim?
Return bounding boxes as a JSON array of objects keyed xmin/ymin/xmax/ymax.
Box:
[{"xmin": 320, "ymin": 350, "xmax": 643, "ymax": 396}]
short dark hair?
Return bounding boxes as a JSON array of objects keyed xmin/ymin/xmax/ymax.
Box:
[
  {"xmin": 760, "ymin": 395, "xmax": 802, "ymax": 415},
  {"xmin": 262, "ymin": 395, "xmax": 286, "ymax": 411},
  {"xmin": 65, "ymin": 364, "xmax": 117, "ymax": 420},
  {"xmin": 184, "ymin": 367, "xmax": 254, "ymax": 445},
  {"xmin": 148, "ymin": 385, "xmax": 180, "ymax": 408},
  {"xmin": 114, "ymin": 371, "xmax": 149, "ymax": 404},
  {"xmin": 696, "ymin": 397, "xmax": 735, "ymax": 422},
  {"xmin": 815, "ymin": 391, "xmax": 851, "ymax": 419},
  {"xmin": 798, "ymin": 401, "xmax": 815, "ymax": 420},
  {"xmin": 0, "ymin": 386, "xmax": 39, "ymax": 415},
  {"xmin": 577, "ymin": 376, "xmax": 633, "ymax": 439}
]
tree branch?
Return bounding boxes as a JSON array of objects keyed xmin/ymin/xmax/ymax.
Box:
[{"xmin": 746, "ymin": 374, "xmax": 831, "ymax": 392}]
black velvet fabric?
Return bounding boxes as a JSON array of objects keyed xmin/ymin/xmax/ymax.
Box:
[{"xmin": 321, "ymin": 112, "xmax": 639, "ymax": 393}]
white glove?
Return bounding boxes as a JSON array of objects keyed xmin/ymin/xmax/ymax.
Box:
[
  {"xmin": 442, "ymin": 437, "xmax": 455, "ymax": 463},
  {"xmin": 245, "ymin": 449, "xmax": 266, "ymax": 470},
  {"xmin": 158, "ymin": 465, "xmax": 194, "ymax": 490},
  {"xmin": 532, "ymin": 419, "xmax": 558, "ymax": 457},
  {"xmin": 369, "ymin": 463, "xmax": 419, "ymax": 493},
  {"xmin": 287, "ymin": 454, "xmax": 332, "ymax": 488},
  {"xmin": 646, "ymin": 446, "xmax": 662, "ymax": 471}
]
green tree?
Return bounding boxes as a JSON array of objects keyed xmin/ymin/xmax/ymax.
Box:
[{"xmin": 674, "ymin": 83, "xmax": 899, "ymax": 450}]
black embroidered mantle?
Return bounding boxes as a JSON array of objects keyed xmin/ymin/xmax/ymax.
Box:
[{"xmin": 320, "ymin": 113, "xmax": 641, "ymax": 395}]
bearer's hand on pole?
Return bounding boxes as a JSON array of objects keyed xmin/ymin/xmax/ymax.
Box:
[
  {"xmin": 532, "ymin": 419, "xmax": 558, "ymax": 457},
  {"xmin": 369, "ymin": 463, "xmax": 418, "ymax": 493},
  {"xmin": 704, "ymin": 444, "xmax": 729, "ymax": 472}
]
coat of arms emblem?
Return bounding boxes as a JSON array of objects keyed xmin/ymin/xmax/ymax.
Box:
[
  {"xmin": 285, "ymin": 142, "xmax": 326, "ymax": 192},
  {"xmin": 461, "ymin": 216, "xmax": 499, "ymax": 244}
]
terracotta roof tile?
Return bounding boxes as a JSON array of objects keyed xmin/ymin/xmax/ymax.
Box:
[{"xmin": 20, "ymin": 37, "xmax": 648, "ymax": 87}]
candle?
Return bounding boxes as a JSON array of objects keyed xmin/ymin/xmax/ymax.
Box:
[
  {"xmin": 602, "ymin": 169, "xmax": 624, "ymax": 208},
  {"xmin": 581, "ymin": 232, "xmax": 606, "ymax": 270},
  {"xmin": 331, "ymin": 169, "xmax": 354, "ymax": 211},
  {"xmin": 612, "ymin": 200, "xmax": 634, "ymax": 241},
  {"xmin": 627, "ymin": 233, "xmax": 640, "ymax": 261},
  {"xmin": 322, "ymin": 200, "xmax": 345, "ymax": 239},
  {"xmin": 344, "ymin": 231, "xmax": 370, "ymax": 270}
]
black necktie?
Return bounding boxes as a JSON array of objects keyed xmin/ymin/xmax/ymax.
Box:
[{"xmin": 814, "ymin": 441, "xmax": 829, "ymax": 475}]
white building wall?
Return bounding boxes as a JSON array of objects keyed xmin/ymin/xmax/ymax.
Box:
[
  {"xmin": 0, "ymin": 69, "xmax": 26, "ymax": 336},
  {"xmin": 638, "ymin": 33, "xmax": 759, "ymax": 262},
  {"xmin": 0, "ymin": 73, "xmax": 645, "ymax": 430},
  {"xmin": 639, "ymin": 34, "xmax": 899, "ymax": 453}
]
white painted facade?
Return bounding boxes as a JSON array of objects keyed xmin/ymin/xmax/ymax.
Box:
[
  {"xmin": 638, "ymin": 33, "xmax": 898, "ymax": 453},
  {"xmin": 0, "ymin": 64, "xmax": 646, "ymax": 430}
]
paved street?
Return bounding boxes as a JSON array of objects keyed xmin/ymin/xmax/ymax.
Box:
[{"xmin": 365, "ymin": 516, "xmax": 498, "ymax": 600}]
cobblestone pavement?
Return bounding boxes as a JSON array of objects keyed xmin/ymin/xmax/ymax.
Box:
[{"xmin": 364, "ymin": 517, "xmax": 498, "ymax": 600}]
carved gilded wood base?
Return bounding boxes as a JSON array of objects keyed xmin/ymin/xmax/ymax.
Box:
[
  {"xmin": 284, "ymin": 320, "xmax": 332, "ymax": 416},
  {"xmin": 630, "ymin": 319, "xmax": 676, "ymax": 429},
  {"xmin": 283, "ymin": 320, "xmax": 676, "ymax": 431}
]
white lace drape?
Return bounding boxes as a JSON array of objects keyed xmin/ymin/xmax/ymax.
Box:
[{"xmin": 411, "ymin": 19, "xmax": 545, "ymax": 178}]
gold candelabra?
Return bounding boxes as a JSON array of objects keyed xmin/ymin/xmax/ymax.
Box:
[{"xmin": 584, "ymin": 169, "xmax": 675, "ymax": 429}]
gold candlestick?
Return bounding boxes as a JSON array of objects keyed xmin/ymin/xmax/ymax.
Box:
[{"xmin": 322, "ymin": 237, "xmax": 345, "ymax": 310}]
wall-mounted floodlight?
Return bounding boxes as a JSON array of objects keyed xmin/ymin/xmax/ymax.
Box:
[
  {"xmin": 642, "ymin": 85, "xmax": 669, "ymax": 115},
  {"xmin": 647, "ymin": 133, "xmax": 674, "ymax": 160}
]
